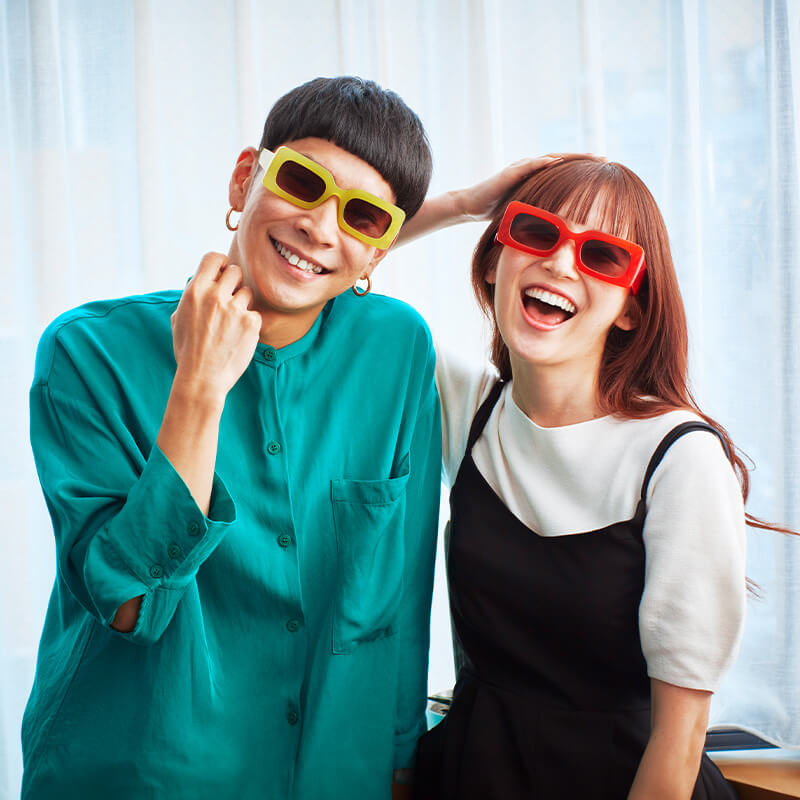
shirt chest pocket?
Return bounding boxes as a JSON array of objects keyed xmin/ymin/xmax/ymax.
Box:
[{"xmin": 330, "ymin": 456, "xmax": 410, "ymax": 654}]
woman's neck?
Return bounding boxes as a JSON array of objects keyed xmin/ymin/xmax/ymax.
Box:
[{"xmin": 509, "ymin": 354, "xmax": 605, "ymax": 428}]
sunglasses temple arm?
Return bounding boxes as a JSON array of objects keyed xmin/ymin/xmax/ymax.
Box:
[{"xmin": 631, "ymin": 261, "xmax": 646, "ymax": 294}]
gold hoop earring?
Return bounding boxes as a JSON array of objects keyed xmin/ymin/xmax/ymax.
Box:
[
  {"xmin": 226, "ymin": 208, "xmax": 239, "ymax": 231},
  {"xmin": 352, "ymin": 274, "xmax": 371, "ymax": 296}
]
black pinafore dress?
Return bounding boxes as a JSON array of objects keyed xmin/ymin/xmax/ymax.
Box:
[{"xmin": 415, "ymin": 382, "xmax": 738, "ymax": 800}]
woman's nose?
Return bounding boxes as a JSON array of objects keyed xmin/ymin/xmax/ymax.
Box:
[{"xmin": 540, "ymin": 240, "xmax": 579, "ymax": 279}]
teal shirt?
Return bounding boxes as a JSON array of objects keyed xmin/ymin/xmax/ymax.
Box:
[{"xmin": 22, "ymin": 289, "xmax": 441, "ymax": 800}]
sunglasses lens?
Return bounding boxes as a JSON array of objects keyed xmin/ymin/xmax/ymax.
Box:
[
  {"xmin": 580, "ymin": 239, "xmax": 631, "ymax": 276},
  {"xmin": 343, "ymin": 198, "xmax": 393, "ymax": 239},
  {"xmin": 275, "ymin": 160, "xmax": 326, "ymax": 203},
  {"xmin": 509, "ymin": 213, "xmax": 560, "ymax": 251}
]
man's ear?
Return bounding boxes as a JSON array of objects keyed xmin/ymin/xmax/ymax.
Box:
[
  {"xmin": 229, "ymin": 147, "xmax": 259, "ymax": 211},
  {"xmin": 614, "ymin": 295, "xmax": 641, "ymax": 331},
  {"xmin": 365, "ymin": 245, "xmax": 392, "ymax": 273}
]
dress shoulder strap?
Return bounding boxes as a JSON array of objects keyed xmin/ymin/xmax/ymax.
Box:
[
  {"xmin": 465, "ymin": 380, "xmax": 505, "ymax": 453},
  {"xmin": 638, "ymin": 420, "xmax": 731, "ymax": 508}
]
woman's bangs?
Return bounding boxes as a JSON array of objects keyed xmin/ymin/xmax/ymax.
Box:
[{"xmin": 514, "ymin": 161, "xmax": 640, "ymax": 243}]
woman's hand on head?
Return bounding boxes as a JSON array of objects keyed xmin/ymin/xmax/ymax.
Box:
[
  {"xmin": 396, "ymin": 155, "xmax": 560, "ymax": 246},
  {"xmin": 453, "ymin": 155, "xmax": 561, "ymax": 221},
  {"xmin": 170, "ymin": 252, "xmax": 262, "ymax": 405},
  {"xmin": 453, "ymin": 151, "xmax": 610, "ymax": 221}
]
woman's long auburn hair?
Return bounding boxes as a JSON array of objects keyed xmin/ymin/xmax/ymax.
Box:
[{"xmin": 471, "ymin": 154, "xmax": 786, "ymax": 535}]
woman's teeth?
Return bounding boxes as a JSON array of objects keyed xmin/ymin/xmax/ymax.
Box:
[
  {"xmin": 524, "ymin": 287, "xmax": 576, "ymax": 315},
  {"xmin": 273, "ymin": 240, "xmax": 326, "ymax": 274}
]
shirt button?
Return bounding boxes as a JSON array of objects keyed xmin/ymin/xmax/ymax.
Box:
[
  {"xmin": 277, "ymin": 534, "xmax": 292, "ymax": 548},
  {"xmin": 287, "ymin": 709, "xmax": 299, "ymax": 726},
  {"xmin": 167, "ymin": 543, "xmax": 182, "ymax": 559},
  {"xmin": 187, "ymin": 520, "xmax": 201, "ymax": 537},
  {"xmin": 286, "ymin": 619, "xmax": 301, "ymax": 633},
  {"xmin": 264, "ymin": 347, "xmax": 277, "ymax": 362},
  {"xmin": 267, "ymin": 441, "xmax": 282, "ymax": 455},
  {"xmin": 149, "ymin": 564, "xmax": 164, "ymax": 579}
]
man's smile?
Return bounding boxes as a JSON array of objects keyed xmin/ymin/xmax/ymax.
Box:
[{"xmin": 271, "ymin": 237, "xmax": 331, "ymax": 275}]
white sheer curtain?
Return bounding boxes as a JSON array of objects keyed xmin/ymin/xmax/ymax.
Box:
[{"xmin": 2, "ymin": 0, "xmax": 799, "ymax": 796}]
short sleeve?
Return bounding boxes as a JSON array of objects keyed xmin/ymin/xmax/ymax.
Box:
[{"xmin": 639, "ymin": 430, "xmax": 747, "ymax": 691}]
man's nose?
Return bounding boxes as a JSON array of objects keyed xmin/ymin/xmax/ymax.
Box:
[{"xmin": 298, "ymin": 196, "xmax": 340, "ymax": 247}]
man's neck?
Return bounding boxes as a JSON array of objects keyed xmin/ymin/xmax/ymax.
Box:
[{"xmin": 257, "ymin": 305, "xmax": 324, "ymax": 349}]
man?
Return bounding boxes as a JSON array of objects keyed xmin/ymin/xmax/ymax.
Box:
[{"xmin": 22, "ymin": 76, "xmax": 440, "ymax": 800}]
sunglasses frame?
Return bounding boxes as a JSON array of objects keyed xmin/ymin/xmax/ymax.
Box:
[
  {"xmin": 258, "ymin": 147, "xmax": 405, "ymax": 249},
  {"xmin": 495, "ymin": 201, "xmax": 647, "ymax": 294}
]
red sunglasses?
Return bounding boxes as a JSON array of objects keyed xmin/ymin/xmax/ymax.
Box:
[{"xmin": 495, "ymin": 201, "xmax": 647, "ymax": 293}]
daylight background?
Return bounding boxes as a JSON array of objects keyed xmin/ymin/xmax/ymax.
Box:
[{"xmin": 1, "ymin": 0, "xmax": 799, "ymax": 796}]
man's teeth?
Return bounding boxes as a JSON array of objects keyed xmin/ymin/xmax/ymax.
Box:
[
  {"xmin": 273, "ymin": 240, "xmax": 325, "ymax": 274},
  {"xmin": 524, "ymin": 287, "xmax": 576, "ymax": 315}
]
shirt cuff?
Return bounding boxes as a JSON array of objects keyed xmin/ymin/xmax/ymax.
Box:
[{"xmin": 84, "ymin": 444, "xmax": 236, "ymax": 624}]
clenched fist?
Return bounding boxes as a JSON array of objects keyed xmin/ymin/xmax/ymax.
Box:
[{"xmin": 171, "ymin": 252, "xmax": 262, "ymax": 404}]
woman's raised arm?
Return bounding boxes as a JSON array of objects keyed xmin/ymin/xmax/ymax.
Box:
[{"xmin": 396, "ymin": 156, "xmax": 559, "ymax": 245}]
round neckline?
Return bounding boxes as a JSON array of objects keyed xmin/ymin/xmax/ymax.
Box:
[{"xmin": 505, "ymin": 383, "xmax": 614, "ymax": 432}]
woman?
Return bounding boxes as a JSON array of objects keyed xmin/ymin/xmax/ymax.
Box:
[{"xmin": 408, "ymin": 155, "xmax": 764, "ymax": 798}]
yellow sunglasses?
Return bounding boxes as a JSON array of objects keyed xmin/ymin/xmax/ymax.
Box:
[{"xmin": 258, "ymin": 146, "xmax": 406, "ymax": 249}]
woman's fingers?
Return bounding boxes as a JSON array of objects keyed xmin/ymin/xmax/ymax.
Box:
[
  {"xmin": 458, "ymin": 155, "xmax": 563, "ymax": 220},
  {"xmin": 510, "ymin": 154, "xmax": 562, "ymax": 174}
]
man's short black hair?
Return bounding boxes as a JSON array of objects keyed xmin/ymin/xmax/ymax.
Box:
[{"xmin": 260, "ymin": 76, "xmax": 432, "ymax": 219}]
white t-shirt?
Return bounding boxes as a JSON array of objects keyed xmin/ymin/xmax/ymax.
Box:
[{"xmin": 436, "ymin": 348, "xmax": 747, "ymax": 693}]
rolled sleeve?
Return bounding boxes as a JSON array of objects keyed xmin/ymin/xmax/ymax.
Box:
[{"xmin": 31, "ymin": 383, "xmax": 236, "ymax": 645}]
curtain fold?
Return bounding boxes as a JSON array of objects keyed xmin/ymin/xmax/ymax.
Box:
[
  {"xmin": 708, "ymin": 0, "xmax": 800, "ymax": 749},
  {"xmin": 2, "ymin": 1, "xmax": 799, "ymax": 796}
]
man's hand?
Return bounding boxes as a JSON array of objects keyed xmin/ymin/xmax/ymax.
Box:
[{"xmin": 171, "ymin": 252, "xmax": 261, "ymax": 405}]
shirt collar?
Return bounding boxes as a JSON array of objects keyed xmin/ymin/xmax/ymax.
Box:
[{"xmin": 252, "ymin": 301, "xmax": 328, "ymax": 369}]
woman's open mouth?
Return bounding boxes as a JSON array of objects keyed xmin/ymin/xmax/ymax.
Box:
[{"xmin": 521, "ymin": 286, "xmax": 577, "ymax": 327}]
